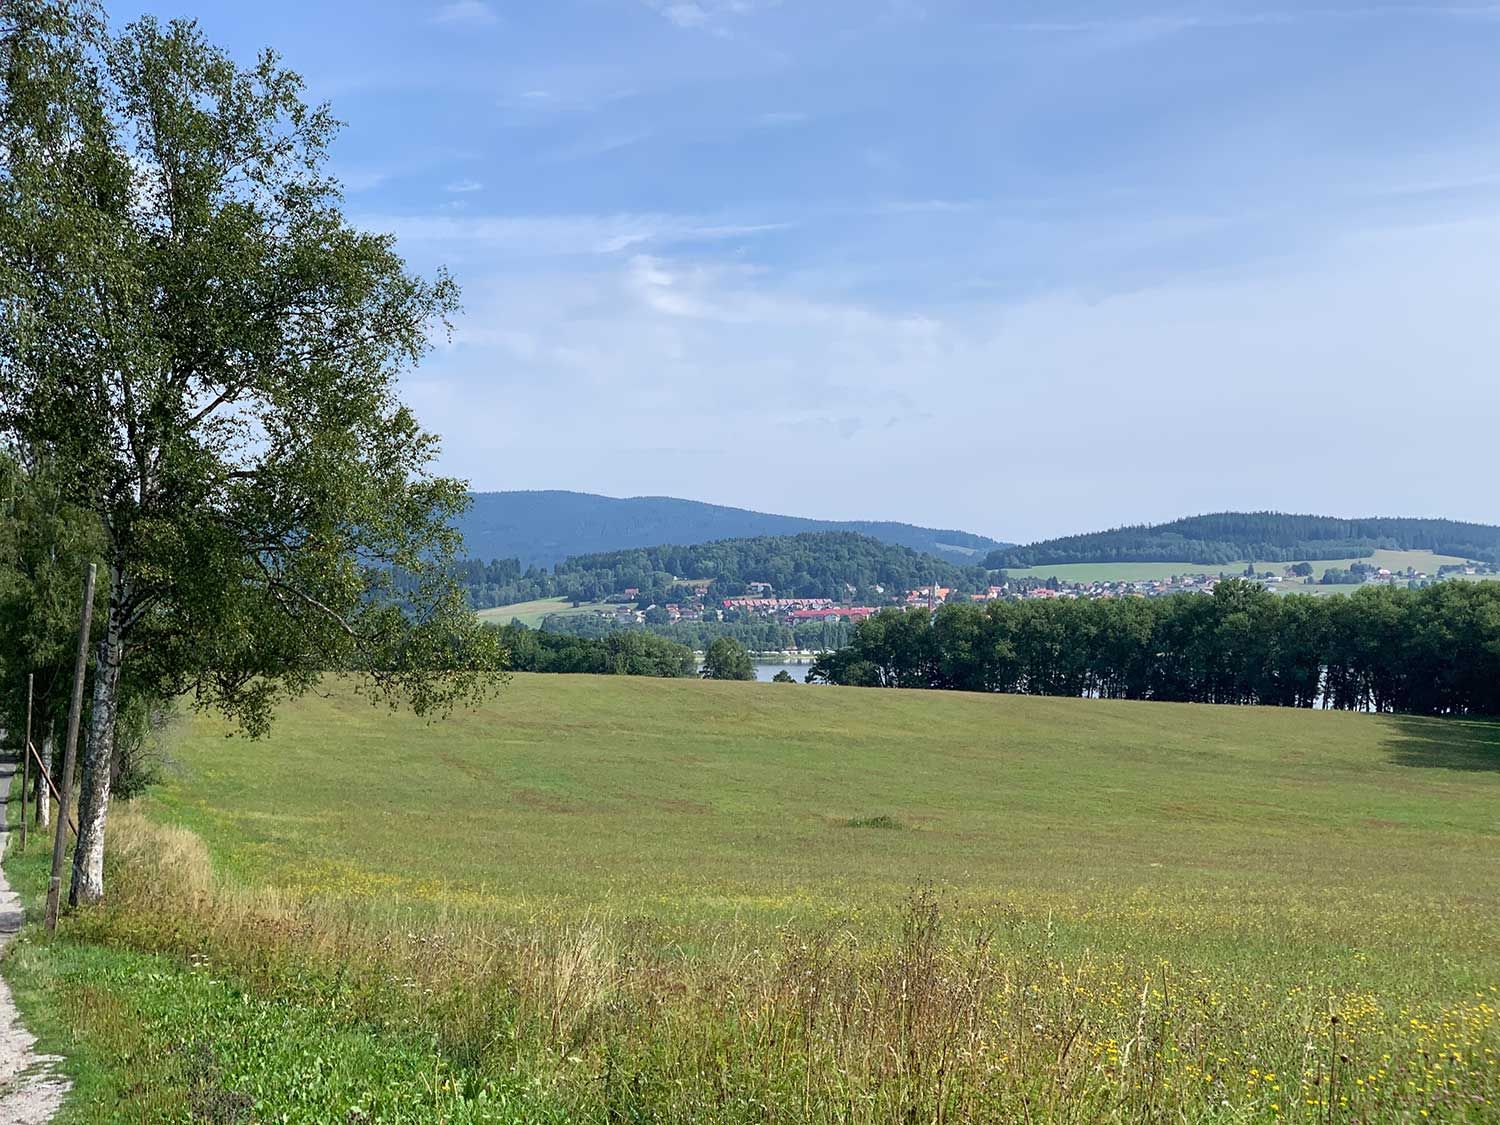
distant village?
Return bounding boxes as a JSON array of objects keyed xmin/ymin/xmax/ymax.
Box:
[
  {"xmin": 582, "ymin": 560, "xmax": 1493, "ymax": 627},
  {"xmin": 582, "ymin": 561, "xmax": 1500, "ymax": 630}
]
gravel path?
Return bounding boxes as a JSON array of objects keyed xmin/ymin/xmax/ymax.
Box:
[{"xmin": 0, "ymin": 759, "xmax": 69, "ymax": 1122}]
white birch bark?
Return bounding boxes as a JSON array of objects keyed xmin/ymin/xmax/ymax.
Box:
[
  {"xmin": 32, "ymin": 730, "xmax": 51, "ymax": 830},
  {"xmin": 70, "ymin": 577, "xmax": 125, "ymax": 906}
]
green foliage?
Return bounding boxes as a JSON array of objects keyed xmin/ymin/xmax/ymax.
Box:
[
  {"xmin": 701, "ymin": 636, "xmax": 754, "ymax": 680},
  {"xmin": 0, "ymin": 453, "xmax": 105, "ymax": 750},
  {"xmin": 1321, "ymin": 564, "xmax": 1370, "ymax": 585},
  {"xmin": 2, "ymin": 937, "xmax": 565, "ymax": 1123},
  {"xmin": 989, "ymin": 511, "xmax": 1500, "ymax": 569},
  {"xmin": 811, "ymin": 579, "xmax": 1500, "ymax": 715},
  {"xmin": 446, "ymin": 530, "xmax": 988, "ymax": 610},
  {"xmin": 492, "ymin": 622, "xmax": 695, "ymax": 677},
  {"xmin": 108, "ymin": 692, "xmax": 174, "ymax": 799},
  {"xmin": 456, "ymin": 490, "xmax": 1008, "ymax": 568},
  {"xmin": 771, "ymin": 669, "xmax": 796, "ymax": 683},
  {"xmin": 0, "ymin": 2, "xmax": 501, "ymax": 732},
  {"xmin": 538, "ymin": 611, "xmax": 852, "ymax": 655}
]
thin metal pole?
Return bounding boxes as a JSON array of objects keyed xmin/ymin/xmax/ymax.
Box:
[
  {"xmin": 20, "ymin": 673, "xmax": 32, "ymax": 850},
  {"xmin": 46, "ymin": 563, "xmax": 95, "ymax": 934}
]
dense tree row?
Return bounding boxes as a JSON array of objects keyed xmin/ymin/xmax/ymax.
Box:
[
  {"xmin": 809, "ymin": 580, "xmax": 1500, "ymax": 716},
  {"xmin": 537, "ymin": 612, "xmax": 854, "ymax": 654},
  {"xmin": 989, "ymin": 513, "xmax": 1500, "ymax": 569},
  {"xmin": 489, "ymin": 624, "xmax": 695, "ymax": 677}
]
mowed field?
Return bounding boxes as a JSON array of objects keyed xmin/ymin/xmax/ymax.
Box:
[
  {"xmin": 8, "ymin": 675, "xmax": 1499, "ymax": 1122},
  {"xmin": 475, "ymin": 596, "xmax": 612, "ymax": 627},
  {"xmin": 1005, "ymin": 548, "xmax": 1474, "ymax": 585},
  {"xmin": 149, "ymin": 675, "xmax": 1499, "ymax": 936}
]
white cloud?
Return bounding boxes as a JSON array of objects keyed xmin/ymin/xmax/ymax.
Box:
[
  {"xmin": 640, "ymin": 0, "xmax": 776, "ymax": 33},
  {"xmin": 431, "ymin": 1, "xmax": 497, "ymax": 27},
  {"xmin": 446, "ymin": 178, "xmax": 484, "ymax": 193},
  {"xmin": 408, "ymin": 211, "xmax": 1500, "ymax": 541},
  {"xmin": 540, "ymin": 130, "xmax": 654, "ymax": 164},
  {"xmin": 658, "ymin": 3, "xmax": 708, "ymax": 28}
]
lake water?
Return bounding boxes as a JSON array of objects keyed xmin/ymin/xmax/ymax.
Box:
[{"xmin": 752, "ymin": 660, "xmax": 816, "ymax": 683}]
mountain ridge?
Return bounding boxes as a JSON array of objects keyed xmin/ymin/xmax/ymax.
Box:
[
  {"xmin": 988, "ymin": 511, "xmax": 1500, "ymax": 569},
  {"xmin": 455, "ymin": 490, "xmax": 1010, "ymax": 568}
]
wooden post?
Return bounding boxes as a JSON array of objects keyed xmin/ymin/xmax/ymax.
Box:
[
  {"xmin": 25, "ymin": 740, "xmax": 76, "ymax": 839},
  {"xmin": 46, "ymin": 563, "xmax": 95, "ymax": 935},
  {"xmin": 20, "ymin": 673, "xmax": 32, "ymax": 850}
]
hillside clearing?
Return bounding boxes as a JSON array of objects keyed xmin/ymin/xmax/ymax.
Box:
[
  {"xmin": 1004, "ymin": 548, "xmax": 1474, "ymax": 586},
  {"xmin": 475, "ymin": 597, "xmax": 617, "ymax": 628}
]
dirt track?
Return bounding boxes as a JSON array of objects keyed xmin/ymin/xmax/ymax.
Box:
[{"xmin": 0, "ymin": 759, "xmax": 69, "ymax": 1122}]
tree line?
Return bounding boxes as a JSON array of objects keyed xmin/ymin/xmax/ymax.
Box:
[
  {"xmin": 536, "ymin": 610, "xmax": 854, "ymax": 654},
  {"xmin": 989, "ymin": 512, "xmax": 1500, "ymax": 569},
  {"xmin": 809, "ymin": 579, "xmax": 1500, "ymax": 716},
  {"xmin": 489, "ymin": 624, "xmax": 696, "ymax": 677},
  {"xmin": 490, "ymin": 624, "xmax": 761, "ymax": 682}
]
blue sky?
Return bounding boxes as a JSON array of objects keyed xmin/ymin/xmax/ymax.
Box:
[{"xmin": 119, "ymin": 1, "xmax": 1500, "ymax": 541}]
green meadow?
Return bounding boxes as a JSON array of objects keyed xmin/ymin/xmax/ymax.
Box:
[
  {"xmin": 5, "ymin": 675, "xmax": 1499, "ymax": 1121},
  {"xmin": 146, "ymin": 675, "xmax": 1498, "ymax": 932},
  {"xmin": 475, "ymin": 597, "xmax": 616, "ymax": 628}
]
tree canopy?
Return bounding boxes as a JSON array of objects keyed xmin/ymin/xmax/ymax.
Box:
[
  {"xmin": 0, "ymin": 0, "xmax": 500, "ymax": 904},
  {"xmin": 811, "ymin": 579, "xmax": 1500, "ymax": 716},
  {"xmin": 431, "ymin": 531, "xmax": 989, "ymax": 610},
  {"xmin": 701, "ymin": 636, "xmax": 755, "ymax": 681}
]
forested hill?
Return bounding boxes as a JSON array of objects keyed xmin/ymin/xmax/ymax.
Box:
[
  {"xmin": 458, "ymin": 531, "xmax": 991, "ymax": 608},
  {"xmin": 988, "ymin": 513, "xmax": 1500, "ymax": 569},
  {"xmin": 457, "ymin": 491, "xmax": 1008, "ymax": 567}
]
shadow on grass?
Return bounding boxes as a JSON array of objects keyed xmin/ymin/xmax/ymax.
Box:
[{"xmin": 1382, "ymin": 715, "xmax": 1500, "ymax": 772}]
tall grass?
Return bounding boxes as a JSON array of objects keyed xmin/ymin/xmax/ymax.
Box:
[{"xmin": 63, "ymin": 810, "xmax": 1498, "ymax": 1122}]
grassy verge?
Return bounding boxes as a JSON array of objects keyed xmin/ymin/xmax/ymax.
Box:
[{"xmin": 2, "ymin": 783, "xmax": 567, "ymax": 1122}]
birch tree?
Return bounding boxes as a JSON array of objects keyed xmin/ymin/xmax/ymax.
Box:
[{"xmin": 1, "ymin": 1, "xmax": 502, "ymax": 904}]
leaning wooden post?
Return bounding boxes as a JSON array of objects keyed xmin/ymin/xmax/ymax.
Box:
[
  {"xmin": 35, "ymin": 725, "xmax": 50, "ymax": 831},
  {"xmin": 20, "ymin": 672, "xmax": 32, "ymax": 850},
  {"xmin": 46, "ymin": 563, "xmax": 96, "ymax": 935}
]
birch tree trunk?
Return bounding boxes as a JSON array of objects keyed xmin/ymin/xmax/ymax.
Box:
[
  {"xmin": 70, "ymin": 575, "xmax": 125, "ymax": 906},
  {"xmin": 33, "ymin": 727, "xmax": 52, "ymax": 829}
]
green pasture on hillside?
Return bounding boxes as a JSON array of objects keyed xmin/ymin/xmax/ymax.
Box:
[
  {"xmin": 1005, "ymin": 548, "xmax": 1475, "ymax": 586},
  {"xmin": 145, "ymin": 676, "xmax": 1499, "ymax": 941},
  {"xmin": 7, "ymin": 675, "xmax": 1498, "ymax": 1122},
  {"xmin": 475, "ymin": 597, "xmax": 617, "ymax": 628}
]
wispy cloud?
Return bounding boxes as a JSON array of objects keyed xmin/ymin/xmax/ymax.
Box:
[
  {"xmin": 446, "ymin": 178, "xmax": 484, "ymax": 193},
  {"xmin": 418, "ymin": 217, "xmax": 1500, "ymax": 538},
  {"xmin": 1006, "ymin": 5, "xmax": 1500, "ymax": 37},
  {"xmin": 431, "ymin": 1, "xmax": 497, "ymax": 28},
  {"xmin": 540, "ymin": 130, "xmax": 654, "ymax": 164},
  {"xmin": 756, "ymin": 110, "xmax": 809, "ymax": 126},
  {"xmin": 640, "ymin": 0, "xmax": 776, "ymax": 34},
  {"xmin": 360, "ymin": 211, "xmax": 789, "ymax": 257},
  {"xmin": 872, "ymin": 199, "xmax": 981, "ymax": 215}
]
